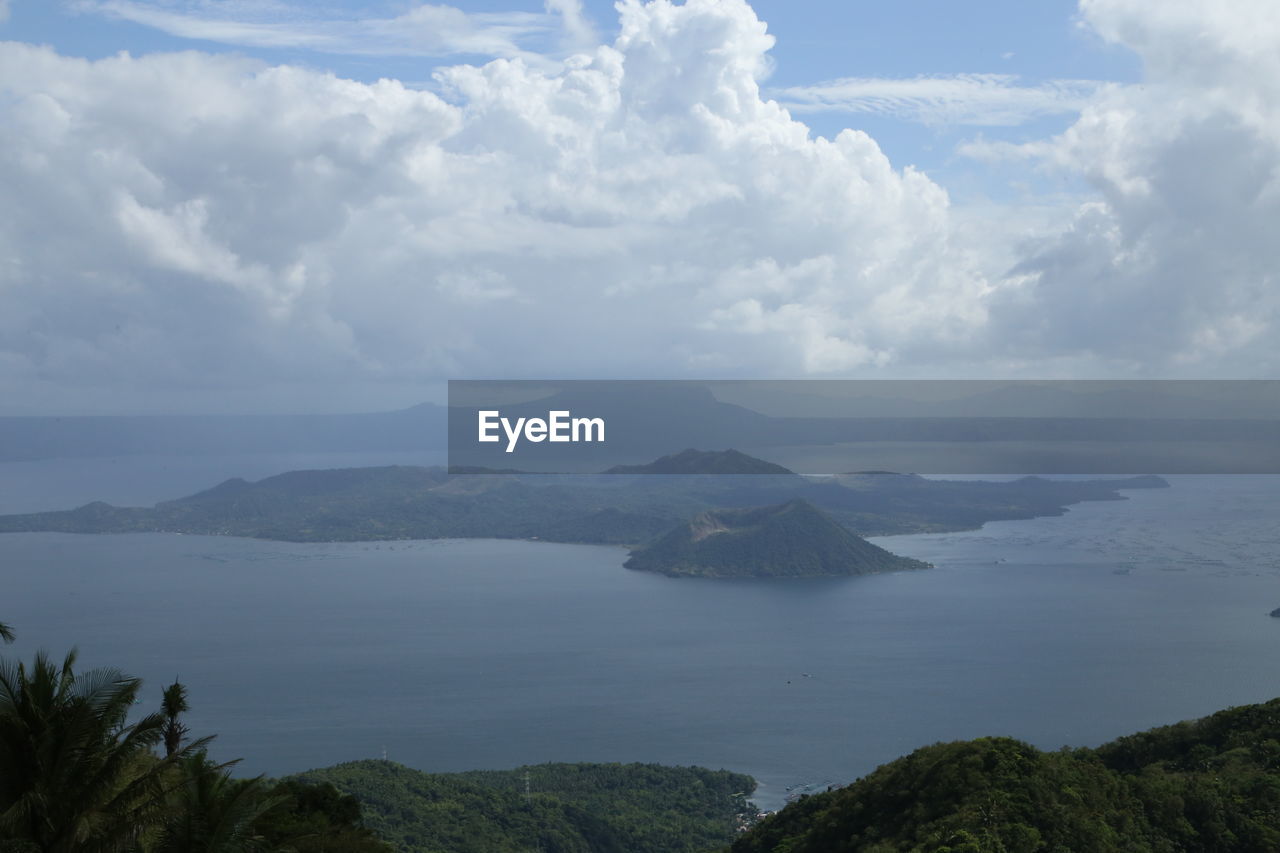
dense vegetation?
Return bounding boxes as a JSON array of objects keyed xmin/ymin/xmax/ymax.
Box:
[
  {"xmin": 0, "ymin": 620, "xmax": 754, "ymax": 852},
  {"xmin": 625, "ymin": 499, "xmax": 930, "ymax": 577},
  {"xmin": 0, "ymin": 623, "xmax": 391, "ymax": 853},
  {"xmin": 294, "ymin": 760, "xmax": 755, "ymax": 853},
  {"xmin": 731, "ymin": 698, "xmax": 1280, "ymax": 853},
  {"xmin": 13, "ymin": 614, "xmax": 1280, "ymax": 852},
  {"xmin": 0, "ymin": 453, "xmax": 1167, "ymax": 545}
]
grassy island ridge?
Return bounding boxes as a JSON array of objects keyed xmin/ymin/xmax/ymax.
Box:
[{"xmin": 0, "ymin": 450, "xmax": 1169, "ymax": 548}]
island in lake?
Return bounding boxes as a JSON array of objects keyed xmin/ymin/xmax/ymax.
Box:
[
  {"xmin": 0, "ymin": 449, "xmax": 1168, "ymax": 578},
  {"xmin": 625, "ymin": 499, "xmax": 930, "ymax": 578}
]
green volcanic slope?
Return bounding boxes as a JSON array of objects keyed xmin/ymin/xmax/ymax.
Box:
[
  {"xmin": 624, "ymin": 499, "xmax": 930, "ymax": 578},
  {"xmin": 291, "ymin": 760, "xmax": 754, "ymax": 853},
  {"xmin": 732, "ymin": 697, "xmax": 1280, "ymax": 853}
]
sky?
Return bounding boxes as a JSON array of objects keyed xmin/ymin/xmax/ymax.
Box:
[{"xmin": 0, "ymin": 0, "xmax": 1276, "ymax": 414}]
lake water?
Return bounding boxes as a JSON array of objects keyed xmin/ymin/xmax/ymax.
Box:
[{"xmin": 3, "ymin": 462, "xmax": 1280, "ymax": 810}]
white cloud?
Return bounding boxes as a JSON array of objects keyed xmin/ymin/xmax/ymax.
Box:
[
  {"xmin": 0, "ymin": 0, "xmax": 992, "ymax": 409},
  {"xmin": 74, "ymin": 0, "xmax": 559, "ymax": 62},
  {"xmin": 978, "ymin": 0, "xmax": 1280, "ymax": 372},
  {"xmin": 544, "ymin": 0, "xmax": 597, "ymax": 51},
  {"xmin": 775, "ymin": 73, "xmax": 1103, "ymax": 127},
  {"xmin": 2, "ymin": 0, "xmax": 1280, "ymax": 413}
]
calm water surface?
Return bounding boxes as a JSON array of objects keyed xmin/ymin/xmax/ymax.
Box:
[{"xmin": 3, "ymin": 468, "xmax": 1279, "ymax": 809}]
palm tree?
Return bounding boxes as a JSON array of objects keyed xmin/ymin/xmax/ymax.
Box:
[
  {"xmin": 153, "ymin": 753, "xmax": 286, "ymax": 853},
  {"xmin": 0, "ymin": 622, "xmax": 13, "ymax": 644},
  {"xmin": 160, "ymin": 681, "xmax": 191, "ymax": 758},
  {"xmin": 0, "ymin": 648, "xmax": 208, "ymax": 852}
]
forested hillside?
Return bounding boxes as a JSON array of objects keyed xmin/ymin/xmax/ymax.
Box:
[
  {"xmin": 731, "ymin": 698, "xmax": 1280, "ymax": 852},
  {"xmin": 295, "ymin": 760, "xmax": 755, "ymax": 853}
]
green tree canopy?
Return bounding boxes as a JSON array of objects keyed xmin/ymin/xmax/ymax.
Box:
[{"xmin": 0, "ymin": 649, "xmax": 208, "ymax": 852}]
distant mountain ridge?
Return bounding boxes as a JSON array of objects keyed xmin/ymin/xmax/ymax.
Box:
[
  {"xmin": 624, "ymin": 499, "xmax": 931, "ymax": 578},
  {"xmin": 0, "ymin": 404, "xmax": 447, "ymax": 461},
  {"xmin": 6, "ymin": 381, "xmax": 1277, "ymax": 472},
  {"xmin": 605, "ymin": 449, "xmax": 797, "ymax": 475}
]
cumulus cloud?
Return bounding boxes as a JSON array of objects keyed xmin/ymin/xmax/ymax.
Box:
[
  {"xmin": 2, "ymin": 0, "xmax": 1278, "ymax": 413},
  {"xmin": 976, "ymin": 0, "xmax": 1280, "ymax": 372},
  {"xmin": 0, "ymin": 0, "xmax": 992, "ymax": 409},
  {"xmin": 776, "ymin": 73, "xmax": 1103, "ymax": 127}
]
